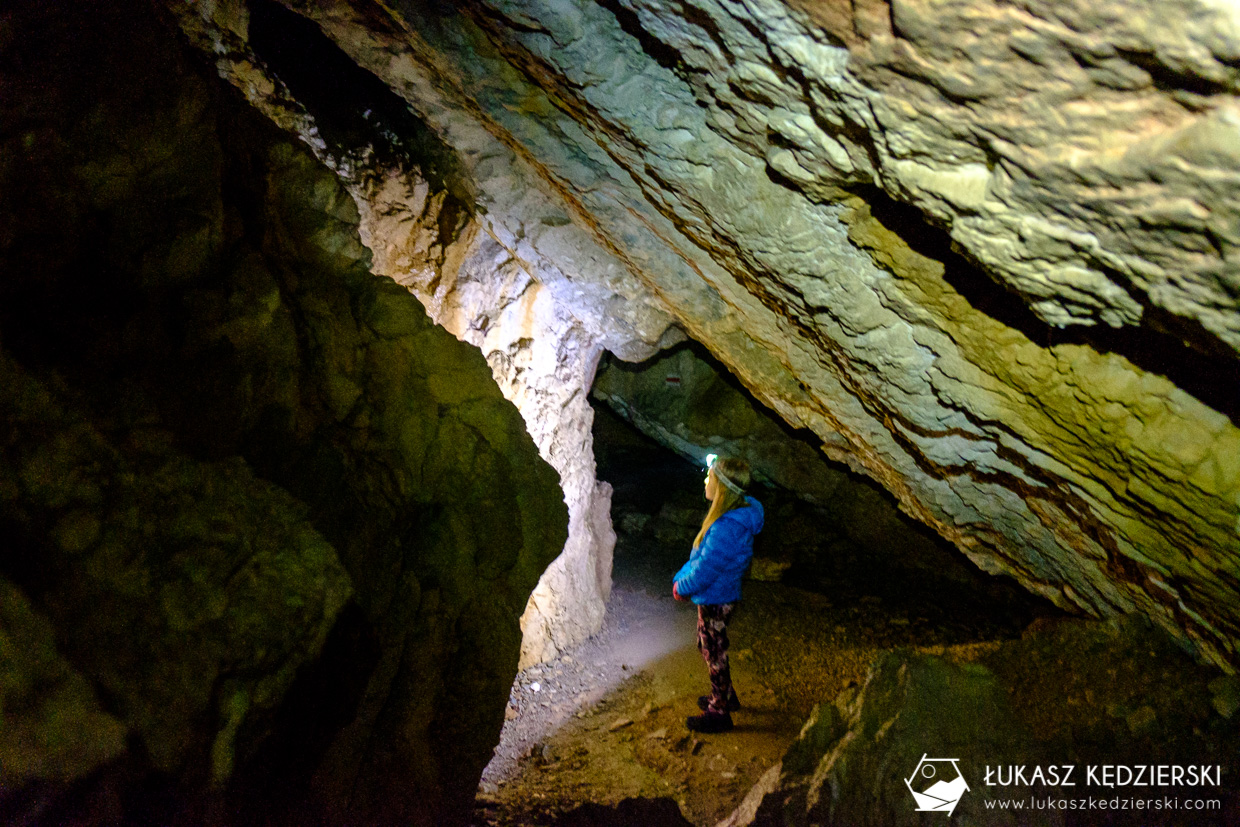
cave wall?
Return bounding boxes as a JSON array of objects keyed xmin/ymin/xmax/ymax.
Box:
[
  {"xmin": 724, "ymin": 614, "xmax": 1240, "ymax": 826},
  {"xmin": 593, "ymin": 343, "xmax": 853, "ymax": 504},
  {"xmin": 168, "ymin": 0, "xmax": 682, "ymax": 666},
  {"xmin": 0, "ymin": 2, "xmax": 567, "ymax": 822},
  {"xmin": 164, "ymin": 0, "xmax": 1240, "ymax": 668},
  {"xmin": 591, "ymin": 343, "xmax": 968, "ymax": 580}
]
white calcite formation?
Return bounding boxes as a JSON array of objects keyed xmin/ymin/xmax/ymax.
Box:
[{"xmin": 174, "ymin": 0, "xmax": 1240, "ymax": 669}]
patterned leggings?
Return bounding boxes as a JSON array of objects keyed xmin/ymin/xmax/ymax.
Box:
[{"xmin": 696, "ymin": 603, "xmax": 736, "ymax": 714}]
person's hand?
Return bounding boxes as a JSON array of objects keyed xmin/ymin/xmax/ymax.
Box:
[{"xmin": 673, "ymin": 583, "xmax": 688, "ymax": 602}]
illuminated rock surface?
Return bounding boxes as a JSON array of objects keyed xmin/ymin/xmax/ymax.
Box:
[
  {"xmin": 166, "ymin": 0, "xmax": 1240, "ymax": 669},
  {"xmin": 167, "ymin": 0, "xmax": 677, "ymax": 667}
]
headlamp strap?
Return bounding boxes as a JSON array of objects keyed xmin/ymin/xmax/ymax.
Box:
[{"xmin": 713, "ymin": 467, "xmax": 744, "ymax": 495}]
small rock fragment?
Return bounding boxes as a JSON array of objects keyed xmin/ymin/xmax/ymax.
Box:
[{"xmin": 608, "ymin": 717, "xmax": 633, "ymax": 731}]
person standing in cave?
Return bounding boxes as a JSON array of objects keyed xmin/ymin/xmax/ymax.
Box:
[{"xmin": 672, "ymin": 456, "xmax": 764, "ymax": 733}]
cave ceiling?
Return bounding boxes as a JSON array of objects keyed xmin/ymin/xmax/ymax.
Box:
[{"xmin": 169, "ymin": 0, "xmax": 1240, "ymax": 667}]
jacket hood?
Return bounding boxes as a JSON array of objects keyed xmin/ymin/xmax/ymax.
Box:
[{"xmin": 727, "ymin": 496, "xmax": 764, "ymax": 534}]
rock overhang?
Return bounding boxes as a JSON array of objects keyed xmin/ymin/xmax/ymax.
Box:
[{"xmin": 170, "ymin": 0, "xmax": 1240, "ymax": 669}]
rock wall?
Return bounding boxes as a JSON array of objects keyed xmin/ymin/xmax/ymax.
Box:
[
  {"xmin": 1, "ymin": 353, "xmax": 351, "ymax": 814},
  {"xmin": 722, "ymin": 615, "xmax": 1240, "ymax": 826},
  {"xmin": 424, "ymin": 233, "xmax": 619, "ymax": 667},
  {"xmin": 592, "ymin": 343, "xmax": 1015, "ymax": 590},
  {"xmin": 182, "ymin": 0, "xmax": 1240, "ymax": 667},
  {"xmin": 593, "ymin": 343, "xmax": 868, "ymax": 504},
  {"xmin": 0, "ymin": 3, "xmax": 566, "ymax": 822},
  {"xmin": 167, "ymin": 0, "xmax": 682, "ymax": 666}
]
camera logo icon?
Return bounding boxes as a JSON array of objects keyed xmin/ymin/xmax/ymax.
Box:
[{"xmin": 905, "ymin": 754, "xmax": 969, "ymax": 816}]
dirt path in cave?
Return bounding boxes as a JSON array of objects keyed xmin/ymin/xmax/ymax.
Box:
[
  {"xmin": 475, "ymin": 581, "xmax": 887, "ymax": 827},
  {"xmin": 472, "ymin": 448, "xmax": 1053, "ymax": 827}
]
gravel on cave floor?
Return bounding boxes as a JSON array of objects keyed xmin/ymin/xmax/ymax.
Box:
[{"xmin": 473, "ymin": 559, "xmax": 1030, "ymax": 827}]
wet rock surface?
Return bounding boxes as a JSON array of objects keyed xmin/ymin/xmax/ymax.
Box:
[{"xmin": 0, "ymin": 3, "xmax": 566, "ymax": 823}]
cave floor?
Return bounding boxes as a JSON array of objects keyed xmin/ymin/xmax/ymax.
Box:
[
  {"xmin": 473, "ymin": 456, "xmax": 1048, "ymax": 827},
  {"xmin": 474, "ymin": 582, "xmax": 1012, "ymax": 827}
]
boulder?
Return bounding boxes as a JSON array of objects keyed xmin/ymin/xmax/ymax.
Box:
[{"xmin": 724, "ymin": 615, "xmax": 1240, "ymax": 826}]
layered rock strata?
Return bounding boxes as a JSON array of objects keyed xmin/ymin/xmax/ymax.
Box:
[
  {"xmin": 592, "ymin": 343, "xmax": 1036, "ymax": 593},
  {"xmin": 0, "ymin": 3, "xmax": 566, "ymax": 822},
  {"xmin": 169, "ymin": 0, "xmax": 687, "ymax": 665},
  {"xmin": 175, "ymin": 0, "xmax": 1240, "ymax": 667}
]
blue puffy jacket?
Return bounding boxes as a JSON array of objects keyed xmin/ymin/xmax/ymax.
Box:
[{"xmin": 673, "ymin": 497, "xmax": 764, "ymax": 605}]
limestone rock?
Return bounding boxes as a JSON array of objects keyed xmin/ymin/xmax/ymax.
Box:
[
  {"xmin": 0, "ymin": 3, "xmax": 567, "ymax": 823},
  {"xmin": 593, "ymin": 344, "xmax": 849, "ymax": 504},
  {"xmin": 0, "ymin": 578, "xmax": 127, "ymax": 787},
  {"xmin": 0, "ymin": 349, "xmax": 351, "ymax": 815},
  {"xmin": 168, "ymin": 0, "xmax": 639, "ymax": 667},
  {"xmin": 593, "ymin": 344, "xmax": 1016, "ymax": 596},
  {"xmin": 725, "ymin": 615, "xmax": 1239, "ymax": 825},
  {"xmin": 170, "ymin": 0, "xmax": 1240, "ymax": 670}
]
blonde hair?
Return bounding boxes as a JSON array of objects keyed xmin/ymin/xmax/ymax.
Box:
[{"xmin": 693, "ymin": 457, "xmax": 751, "ymax": 548}]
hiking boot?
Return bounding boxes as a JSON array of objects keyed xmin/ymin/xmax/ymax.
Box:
[
  {"xmin": 697, "ymin": 694, "xmax": 741, "ymax": 712},
  {"xmin": 686, "ymin": 711, "xmax": 734, "ymax": 733}
]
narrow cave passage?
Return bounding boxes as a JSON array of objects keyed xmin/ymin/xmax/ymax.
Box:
[{"xmin": 475, "ymin": 364, "xmax": 1060, "ymax": 827}]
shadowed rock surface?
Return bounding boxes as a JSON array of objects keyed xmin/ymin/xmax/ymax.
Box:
[
  {"xmin": 0, "ymin": 3, "xmax": 566, "ymax": 823},
  {"xmin": 723, "ymin": 615, "xmax": 1240, "ymax": 826},
  {"xmin": 557, "ymin": 797, "xmax": 695, "ymax": 826}
]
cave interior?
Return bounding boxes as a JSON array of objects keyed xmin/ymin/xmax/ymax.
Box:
[{"xmin": 2, "ymin": 0, "xmax": 1239, "ymax": 825}]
